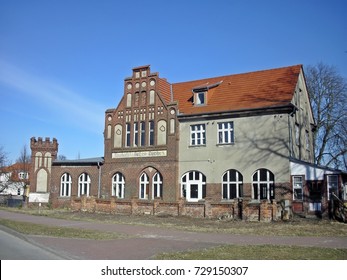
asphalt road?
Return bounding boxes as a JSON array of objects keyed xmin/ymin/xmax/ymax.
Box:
[
  {"xmin": 0, "ymin": 226, "xmax": 65, "ymax": 259},
  {"xmin": 1, "ymin": 209, "xmax": 346, "ymax": 260}
]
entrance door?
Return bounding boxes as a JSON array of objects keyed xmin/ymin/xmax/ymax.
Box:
[
  {"xmin": 308, "ymin": 181, "xmax": 322, "ymax": 211},
  {"xmin": 181, "ymin": 171, "xmax": 206, "ymax": 202}
]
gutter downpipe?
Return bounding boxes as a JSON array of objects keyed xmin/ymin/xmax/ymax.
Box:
[{"xmin": 97, "ymin": 162, "xmax": 102, "ymax": 199}]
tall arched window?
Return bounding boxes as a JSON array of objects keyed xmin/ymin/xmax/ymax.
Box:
[
  {"xmin": 112, "ymin": 172, "xmax": 125, "ymax": 198},
  {"xmin": 152, "ymin": 172, "xmax": 163, "ymax": 199},
  {"xmin": 78, "ymin": 173, "xmax": 91, "ymax": 197},
  {"xmin": 139, "ymin": 172, "xmax": 149, "ymax": 199},
  {"xmin": 60, "ymin": 173, "xmax": 71, "ymax": 197},
  {"xmin": 252, "ymin": 169, "xmax": 275, "ymax": 200},
  {"xmin": 181, "ymin": 171, "xmax": 206, "ymax": 202},
  {"xmin": 222, "ymin": 169, "xmax": 243, "ymax": 199}
]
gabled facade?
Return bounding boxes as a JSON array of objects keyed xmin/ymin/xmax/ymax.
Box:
[
  {"xmin": 175, "ymin": 65, "xmax": 315, "ymax": 204},
  {"xmin": 28, "ymin": 65, "xmax": 346, "ymax": 220},
  {"xmin": 102, "ymin": 65, "xmax": 179, "ymax": 202},
  {"xmin": 0, "ymin": 162, "xmax": 30, "ymax": 196}
]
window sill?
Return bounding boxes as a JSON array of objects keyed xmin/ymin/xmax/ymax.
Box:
[
  {"xmin": 217, "ymin": 143, "xmax": 235, "ymax": 146},
  {"xmin": 189, "ymin": 144, "xmax": 206, "ymax": 148}
]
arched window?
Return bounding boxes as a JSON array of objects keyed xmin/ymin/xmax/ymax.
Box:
[
  {"xmin": 139, "ymin": 172, "xmax": 149, "ymax": 199},
  {"xmin": 181, "ymin": 171, "xmax": 206, "ymax": 202},
  {"xmin": 60, "ymin": 173, "xmax": 71, "ymax": 197},
  {"xmin": 222, "ymin": 169, "xmax": 243, "ymax": 199},
  {"xmin": 152, "ymin": 172, "xmax": 163, "ymax": 199},
  {"xmin": 252, "ymin": 169, "xmax": 275, "ymax": 200},
  {"xmin": 78, "ymin": 173, "xmax": 91, "ymax": 197},
  {"xmin": 112, "ymin": 172, "xmax": 125, "ymax": 198}
]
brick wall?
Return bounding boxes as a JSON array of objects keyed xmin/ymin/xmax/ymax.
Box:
[
  {"xmin": 65, "ymin": 196, "xmax": 278, "ymax": 222},
  {"xmin": 51, "ymin": 165, "xmax": 101, "ymax": 197}
]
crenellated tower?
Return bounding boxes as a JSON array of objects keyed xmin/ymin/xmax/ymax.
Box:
[{"xmin": 30, "ymin": 137, "xmax": 58, "ymax": 193}]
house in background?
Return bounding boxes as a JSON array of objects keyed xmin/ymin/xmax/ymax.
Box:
[
  {"xmin": 0, "ymin": 162, "xmax": 30, "ymax": 206},
  {"xmin": 28, "ymin": 65, "xmax": 347, "ymax": 221}
]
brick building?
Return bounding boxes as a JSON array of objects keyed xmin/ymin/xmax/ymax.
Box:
[{"xmin": 29, "ymin": 65, "xmax": 347, "ymax": 220}]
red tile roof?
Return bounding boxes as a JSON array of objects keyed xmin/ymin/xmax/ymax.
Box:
[{"xmin": 172, "ymin": 65, "xmax": 302, "ymax": 115}]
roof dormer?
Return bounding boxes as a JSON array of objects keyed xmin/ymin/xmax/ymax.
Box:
[{"xmin": 192, "ymin": 80, "xmax": 223, "ymax": 106}]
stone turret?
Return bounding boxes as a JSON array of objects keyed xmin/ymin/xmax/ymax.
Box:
[{"xmin": 30, "ymin": 137, "xmax": 58, "ymax": 193}]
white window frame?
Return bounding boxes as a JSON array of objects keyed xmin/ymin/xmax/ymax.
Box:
[
  {"xmin": 149, "ymin": 121, "xmax": 154, "ymax": 146},
  {"xmin": 78, "ymin": 173, "xmax": 91, "ymax": 197},
  {"xmin": 125, "ymin": 123, "xmax": 131, "ymax": 147},
  {"xmin": 295, "ymin": 123, "xmax": 300, "ymax": 145},
  {"xmin": 195, "ymin": 92, "xmax": 206, "ymax": 105},
  {"xmin": 222, "ymin": 169, "xmax": 243, "ymax": 200},
  {"xmin": 140, "ymin": 121, "xmax": 146, "ymax": 146},
  {"xmin": 18, "ymin": 171, "xmax": 28, "ymax": 180},
  {"xmin": 190, "ymin": 124, "xmax": 206, "ymax": 146},
  {"xmin": 252, "ymin": 169, "xmax": 275, "ymax": 200},
  {"xmin": 60, "ymin": 173, "xmax": 71, "ymax": 197},
  {"xmin": 181, "ymin": 171, "xmax": 206, "ymax": 202},
  {"xmin": 133, "ymin": 123, "xmax": 139, "ymax": 147},
  {"xmin": 152, "ymin": 172, "xmax": 163, "ymax": 199},
  {"xmin": 218, "ymin": 122, "xmax": 234, "ymax": 144},
  {"xmin": 139, "ymin": 172, "xmax": 149, "ymax": 199},
  {"xmin": 293, "ymin": 176, "xmax": 303, "ymax": 200},
  {"xmin": 327, "ymin": 175, "xmax": 338, "ymax": 200},
  {"xmin": 112, "ymin": 172, "xmax": 125, "ymax": 198}
]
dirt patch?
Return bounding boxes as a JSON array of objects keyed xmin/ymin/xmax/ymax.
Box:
[{"xmin": 31, "ymin": 209, "xmax": 347, "ymax": 237}]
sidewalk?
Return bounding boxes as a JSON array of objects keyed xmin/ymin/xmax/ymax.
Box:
[{"xmin": 1, "ymin": 209, "xmax": 346, "ymax": 259}]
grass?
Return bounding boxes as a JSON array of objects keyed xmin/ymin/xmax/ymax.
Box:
[
  {"xmin": 155, "ymin": 244, "xmax": 347, "ymax": 260},
  {"xmin": 6, "ymin": 207, "xmax": 346, "ymax": 237},
  {"xmin": 0, "ymin": 218, "xmax": 126, "ymax": 240},
  {"xmin": 1, "ymin": 207, "xmax": 346, "ymax": 259}
]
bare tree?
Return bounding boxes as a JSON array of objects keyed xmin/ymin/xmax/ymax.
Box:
[
  {"xmin": 305, "ymin": 63, "xmax": 347, "ymax": 170},
  {"xmin": 16, "ymin": 144, "xmax": 31, "ymax": 166},
  {"xmin": 16, "ymin": 145, "xmax": 31, "ymax": 186},
  {"xmin": 0, "ymin": 146, "xmax": 8, "ymax": 168},
  {"xmin": 58, "ymin": 154, "xmax": 67, "ymax": 161},
  {"xmin": 0, "ymin": 146, "xmax": 10, "ymax": 193}
]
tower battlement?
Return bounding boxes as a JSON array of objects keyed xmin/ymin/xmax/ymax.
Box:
[{"xmin": 30, "ymin": 137, "xmax": 58, "ymax": 150}]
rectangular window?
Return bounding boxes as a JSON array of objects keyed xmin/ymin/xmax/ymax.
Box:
[
  {"xmin": 149, "ymin": 121, "xmax": 154, "ymax": 146},
  {"xmin": 190, "ymin": 124, "xmax": 206, "ymax": 146},
  {"xmin": 295, "ymin": 123, "xmax": 300, "ymax": 145},
  {"xmin": 327, "ymin": 175, "xmax": 338, "ymax": 200},
  {"xmin": 293, "ymin": 176, "xmax": 303, "ymax": 200},
  {"xmin": 140, "ymin": 121, "xmax": 146, "ymax": 146},
  {"xmin": 125, "ymin": 123, "xmax": 131, "ymax": 147},
  {"xmin": 218, "ymin": 122, "xmax": 234, "ymax": 144},
  {"xmin": 133, "ymin": 123, "xmax": 139, "ymax": 147},
  {"xmin": 195, "ymin": 92, "xmax": 205, "ymax": 105}
]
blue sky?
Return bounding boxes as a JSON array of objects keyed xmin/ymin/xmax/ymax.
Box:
[{"xmin": 0, "ymin": 0, "xmax": 346, "ymax": 163}]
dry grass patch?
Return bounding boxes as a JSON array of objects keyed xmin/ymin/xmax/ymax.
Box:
[
  {"xmin": 155, "ymin": 244, "xmax": 347, "ymax": 260},
  {"xmin": 0, "ymin": 218, "xmax": 126, "ymax": 240},
  {"xmin": 2, "ymin": 207, "xmax": 347, "ymax": 237}
]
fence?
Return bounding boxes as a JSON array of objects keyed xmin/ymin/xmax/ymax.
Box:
[{"xmin": 65, "ymin": 196, "xmax": 279, "ymax": 222}]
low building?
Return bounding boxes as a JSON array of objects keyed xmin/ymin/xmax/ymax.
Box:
[{"xmin": 28, "ymin": 65, "xmax": 347, "ymax": 220}]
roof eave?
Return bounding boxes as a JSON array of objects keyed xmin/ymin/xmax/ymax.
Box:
[{"xmin": 177, "ymin": 104, "xmax": 295, "ymax": 121}]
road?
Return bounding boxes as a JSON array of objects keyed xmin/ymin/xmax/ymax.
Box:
[
  {"xmin": 1, "ymin": 209, "xmax": 346, "ymax": 260},
  {"xmin": 0, "ymin": 226, "xmax": 66, "ymax": 259}
]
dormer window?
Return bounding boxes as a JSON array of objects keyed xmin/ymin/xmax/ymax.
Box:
[
  {"xmin": 195, "ymin": 92, "xmax": 206, "ymax": 105},
  {"xmin": 192, "ymin": 80, "xmax": 223, "ymax": 106}
]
